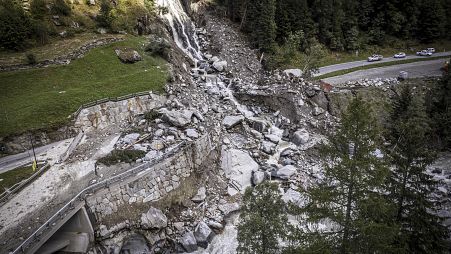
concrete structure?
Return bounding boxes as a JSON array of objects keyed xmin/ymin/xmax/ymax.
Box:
[{"xmin": 11, "ymin": 132, "xmax": 217, "ymax": 254}]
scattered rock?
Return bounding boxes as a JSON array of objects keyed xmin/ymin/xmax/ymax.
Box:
[
  {"xmin": 186, "ymin": 129, "xmax": 199, "ymax": 139},
  {"xmin": 222, "ymin": 115, "xmax": 244, "ymax": 129},
  {"xmin": 312, "ymin": 106, "xmax": 325, "ymax": 116},
  {"xmin": 252, "ymin": 171, "xmax": 266, "ymax": 185},
  {"xmin": 159, "ymin": 108, "xmax": 193, "ymax": 127},
  {"xmin": 191, "ymin": 187, "xmax": 206, "ymax": 203},
  {"xmin": 292, "ymin": 129, "xmax": 310, "ymax": 146},
  {"xmin": 276, "ymin": 165, "xmax": 297, "ymax": 180},
  {"xmin": 194, "ymin": 221, "xmax": 213, "ymax": 248},
  {"xmin": 213, "ymin": 60, "xmax": 228, "ymax": 72},
  {"xmin": 180, "ymin": 231, "xmax": 197, "ymax": 252},
  {"xmin": 283, "ymin": 69, "xmax": 302, "ymax": 78},
  {"xmin": 140, "ymin": 207, "xmax": 167, "ymax": 229}
]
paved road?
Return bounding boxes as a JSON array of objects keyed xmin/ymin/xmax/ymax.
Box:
[
  {"xmin": 315, "ymin": 51, "xmax": 451, "ymax": 76},
  {"xmin": 0, "ymin": 141, "xmax": 65, "ymax": 173},
  {"xmin": 323, "ymin": 59, "xmax": 445, "ymax": 85}
]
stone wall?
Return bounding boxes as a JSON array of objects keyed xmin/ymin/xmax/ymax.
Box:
[
  {"xmin": 74, "ymin": 93, "xmax": 167, "ymax": 131},
  {"xmin": 85, "ymin": 132, "xmax": 216, "ymax": 232}
]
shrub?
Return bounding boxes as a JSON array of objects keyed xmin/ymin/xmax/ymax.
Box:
[
  {"xmin": 97, "ymin": 149, "xmax": 146, "ymax": 166},
  {"xmin": 33, "ymin": 21, "xmax": 50, "ymax": 45},
  {"xmin": 26, "ymin": 53, "xmax": 37, "ymax": 64},
  {"xmin": 145, "ymin": 36, "xmax": 171, "ymax": 59},
  {"xmin": 52, "ymin": 0, "xmax": 71, "ymax": 16},
  {"xmin": 96, "ymin": 0, "xmax": 113, "ymax": 28},
  {"xmin": 0, "ymin": 0, "xmax": 32, "ymax": 50},
  {"xmin": 30, "ymin": 0, "xmax": 48, "ymax": 19}
]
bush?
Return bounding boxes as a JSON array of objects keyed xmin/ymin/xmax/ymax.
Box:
[
  {"xmin": 30, "ymin": 0, "xmax": 47, "ymax": 19},
  {"xmin": 0, "ymin": 0, "xmax": 32, "ymax": 50},
  {"xmin": 52, "ymin": 0, "xmax": 71, "ymax": 16},
  {"xmin": 33, "ymin": 21, "xmax": 50, "ymax": 45},
  {"xmin": 96, "ymin": 0, "xmax": 113, "ymax": 28},
  {"xmin": 97, "ymin": 149, "xmax": 146, "ymax": 166},
  {"xmin": 145, "ymin": 36, "xmax": 171, "ymax": 59},
  {"xmin": 26, "ymin": 53, "xmax": 37, "ymax": 64}
]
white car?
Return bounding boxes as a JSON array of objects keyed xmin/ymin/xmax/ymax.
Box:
[
  {"xmin": 416, "ymin": 50, "xmax": 432, "ymax": 56},
  {"xmin": 368, "ymin": 54, "xmax": 383, "ymax": 62},
  {"xmin": 394, "ymin": 52, "xmax": 406, "ymax": 58},
  {"xmin": 427, "ymin": 48, "xmax": 436, "ymax": 53}
]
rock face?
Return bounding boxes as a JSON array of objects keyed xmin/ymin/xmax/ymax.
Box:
[
  {"xmin": 222, "ymin": 115, "xmax": 244, "ymax": 129},
  {"xmin": 292, "ymin": 129, "xmax": 310, "ymax": 146},
  {"xmin": 276, "ymin": 165, "xmax": 297, "ymax": 180},
  {"xmin": 115, "ymin": 48, "xmax": 142, "ymax": 63},
  {"xmin": 140, "ymin": 207, "xmax": 167, "ymax": 229},
  {"xmin": 180, "ymin": 231, "xmax": 198, "ymax": 252},
  {"xmin": 159, "ymin": 108, "xmax": 193, "ymax": 127},
  {"xmin": 194, "ymin": 221, "xmax": 213, "ymax": 248},
  {"xmin": 221, "ymin": 149, "xmax": 259, "ymax": 192}
]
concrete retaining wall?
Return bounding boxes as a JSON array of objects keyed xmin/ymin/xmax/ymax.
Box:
[
  {"xmin": 74, "ymin": 93, "xmax": 167, "ymax": 131},
  {"xmin": 85, "ymin": 132, "xmax": 215, "ymax": 225}
]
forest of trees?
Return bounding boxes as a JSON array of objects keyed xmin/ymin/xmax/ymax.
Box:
[
  {"xmin": 219, "ymin": 0, "xmax": 451, "ymax": 54},
  {"xmin": 237, "ymin": 73, "xmax": 451, "ymax": 253}
]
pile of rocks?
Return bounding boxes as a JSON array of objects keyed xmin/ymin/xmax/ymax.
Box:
[{"xmin": 342, "ymin": 78, "xmax": 399, "ymax": 88}]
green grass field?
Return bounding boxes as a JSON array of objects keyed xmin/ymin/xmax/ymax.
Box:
[
  {"xmin": 0, "ymin": 36, "xmax": 168, "ymax": 137},
  {"xmin": 0, "ymin": 165, "xmax": 35, "ymax": 191}
]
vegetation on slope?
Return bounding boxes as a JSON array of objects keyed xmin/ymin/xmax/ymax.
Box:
[{"xmin": 0, "ymin": 36, "xmax": 168, "ymax": 137}]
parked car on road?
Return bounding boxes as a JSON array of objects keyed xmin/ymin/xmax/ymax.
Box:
[
  {"xmin": 427, "ymin": 48, "xmax": 436, "ymax": 53},
  {"xmin": 368, "ymin": 54, "xmax": 383, "ymax": 62},
  {"xmin": 394, "ymin": 52, "xmax": 406, "ymax": 58},
  {"xmin": 416, "ymin": 50, "xmax": 432, "ymax": 56}
]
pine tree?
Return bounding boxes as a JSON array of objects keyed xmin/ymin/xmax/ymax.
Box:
[
  {"xmin": 417, "ymin": 0, "xmax": 445, "ymax": 42},
  {"xmin": 237, "ymin": 182, "xmax": 291, "ymax": 254},
  {"xmin": 300, "ymin": 97, "xmax": 398, "ymax": 253},
  {"xmin": 386, "ymin": 85, "xmax": 449, "ymax": 253},
  {"xmin": 429, "ymin": 72, "xmax": 451, "ymax": 149}
]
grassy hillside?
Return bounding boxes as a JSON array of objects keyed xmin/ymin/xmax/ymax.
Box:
[{"xmin": 0, "ymin": 36, "xmax": 168, "ymax": 137}]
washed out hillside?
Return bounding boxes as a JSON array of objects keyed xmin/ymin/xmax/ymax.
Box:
[{"xmin": 0, "ymin": 0, "xmax": 450, "ymax": 253}]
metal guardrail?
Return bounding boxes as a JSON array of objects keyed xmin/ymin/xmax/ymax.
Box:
[
  {"xmin": 0, "ymin": 162, "xmax": 49, "ymax": 207},
  {"xmin": 11, "ymin": 139, "xmax": 193, "ymax": 254}
]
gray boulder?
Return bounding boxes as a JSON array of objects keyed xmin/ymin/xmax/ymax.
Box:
[
  {"xmin": 194, "ymin": 222, "xmax": 213, "ymax": 248},
  {"xmin": 292, "ymin": 129, "xmax": 310, "ymax": 146},
  {"xmin": 186, "ymin": 129, "xmax": 199, "ymax": 139},
  {"xmin": 159, "ymin": 108, "xmax": 193, "ymax": 127},
  {"xmin": 115, "ymin": 48, "xmax": 142, "ymax": 63},
  {"xmin": 180, "ymin": 231, "xmax": 198, "ymax": 252},
  {"xmin": 191, "ymin": 187, "xmax": 206, "ymax": 203},
  {"xmin": 247, "ymin": 117, "xmax": 268, "ymax": 133},
  {"xmin": 313, "ymin": 106, "xmax": 325, "ymax": 116},
  {"xmin": 140, "ymin": 207, "xmax": 167, "ymax": 229},
  {"xmin": 213, "ymin": 60, "xmax": 228, "ymax": 72},
  {"xmin": 261, "ymin": 141, "xmax": 276, "ymax": 154},
  {"xmin": 283, "ymin": 69, "xmax": 302, "ymax": 78},
  {"xmin": 276, "ymin": 165, "xmax": 297, "ymax": 180},
  {"xmin": 221, "ymin": 149, "xmax": 259, "ymax": 192},
  {"xmin": 223, "ymin": 115, "xmax": 244, "ymax": 129},
  {"xmin": 252, "ymin": 171, "xmax": 266, "ymax": 185}
]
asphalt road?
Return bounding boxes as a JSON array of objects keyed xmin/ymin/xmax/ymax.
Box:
[
  {"xmin": 323, "ymin": 59, "xmax": 445, "ymax": 85},
  {"xmin": 0, "ymin": 141, "xmax": 64, "ymax": 173},
  {"xmin": 315, "ymin": 51, "xmax": 451, "ymax": 76}
]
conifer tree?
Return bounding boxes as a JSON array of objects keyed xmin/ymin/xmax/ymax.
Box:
[
  {"xmin": 429, "ymin": 72, "xmax": 451, "ymax": 149},
  {"xmin": 300, "ymin": 97, "xmax": 398, "ymax": 254},
  {"xmin": 237, "ymin": 182, "xmax": 291, "ymax": 254},
  {"xmin": 386, "ymin": 85, "xmax": 449, "ymax": 253}
]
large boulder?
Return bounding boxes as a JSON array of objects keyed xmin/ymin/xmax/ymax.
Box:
[
  {"xmin": 247, "ymin": 117, "xmax": 269, "ymax": 133},
  {"xmin": 223, "ymin": 115, "xmax": 244, "ymax": 129},
  {"xmin": 140, "ymin": 207, "xmax": 167, "ymax": 229},
  {"xmin": 194, "ymin": 222, "xmax": 213, "ymax": 248},
  {"xmin": 283, "ymin": 69, "xmax": 302, "ymax": 78},
  {"xmin": 292, "ymin": 129, "xmax": 310, "ymax": 146},
  {"xmin": 276, "ymin": 165, "xmax": 297, "ymax": 180},
  {"xmin": 115, "ymin": 48, "xmax": 142, "ymax": 63},
  {"xmin": 180, "ymin": 231, "xmax": 198, "ymax": 252},
  {"xmin": 252, "ymin": 171, "xmax": 266, "ymax": 185},
  {"xmin": 213, "ymin": 60, "xmax": 228, "ymax": 72},
  {"xmin": 158, "ymin": 108, "xmax": 193, "ymax": 127},
  {"xmin": 221, "ymin": 149, "xmax": 259, "ymax": 192},
  {"xmin": 282, "ymin": 188, "xmax": 306, "ymax": 208}
]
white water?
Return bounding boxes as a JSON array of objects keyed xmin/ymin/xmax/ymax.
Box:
[{"xmin": 157, "ymin": 0, "xmax": 203, "ymax": 61}]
